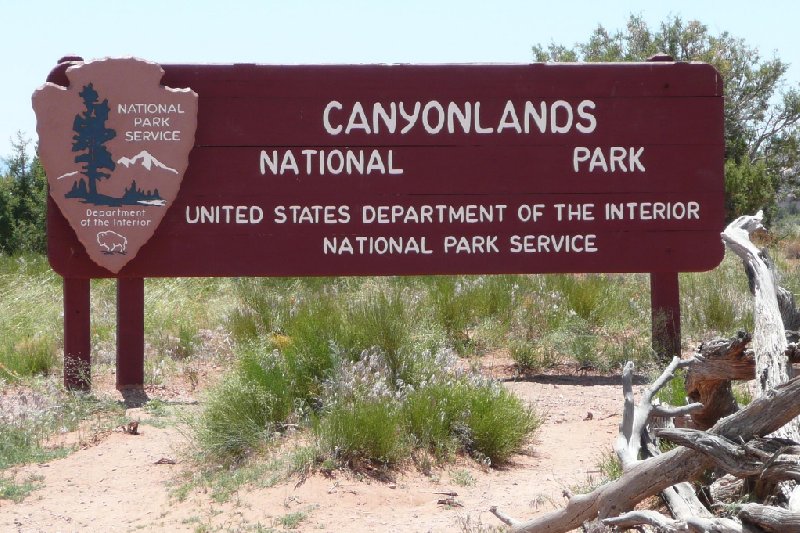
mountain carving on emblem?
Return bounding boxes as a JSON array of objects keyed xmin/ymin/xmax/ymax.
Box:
[{"xmin": 117, "ymin": 150, "xmax": 178, "ymax": 174}]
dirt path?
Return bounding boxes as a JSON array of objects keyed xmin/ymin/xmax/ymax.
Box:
[{"xmin": 0, "ymin": 373, "xmax": 638, "ymax": 532}]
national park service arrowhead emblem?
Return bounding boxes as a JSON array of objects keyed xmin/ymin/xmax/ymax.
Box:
[{"xmin": 33, "ymin": 57, "xmax": 198, "ymax": 273}]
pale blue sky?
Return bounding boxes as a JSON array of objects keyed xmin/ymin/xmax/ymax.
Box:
[{"xmin": 3, "ymin": 0, "xmax": 800, "ymax": 162}]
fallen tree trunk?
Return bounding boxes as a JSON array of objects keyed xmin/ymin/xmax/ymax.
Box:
[
  {"xmin": 603, "ymin": 509, "xmax": 742, "ymax": 532},
  {"xmin": 658, "ymin": 428, "xmax": 800, "ymax": 484},
  {"xmin": 739, "ymin": 503, "xmax": 800, "ymax": 532}
]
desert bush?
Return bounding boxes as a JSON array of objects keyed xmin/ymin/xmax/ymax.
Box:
[
  {"xmin": 145, "ymin": 277, "xmax": 232, "ymax": 359},
  {"xmin": 342, "ymin": 290, "xmax": 410, "ymax": 382},
  {"xmin": 0, "ymin": 423, "xmax": 62, "ymax": 469},
  {"xmin": 420, "ymin": 275, "xmax": 520, "ymax": 353},
  {"xmin": 318, "ymin": 397, "xmax": 409, "ymax": 466},
  {"xmin": 196, "ymin": 346, "xmax": 294, "ymax": 458},
  {"xmin": 0, "ymin": 255, "xmax": 62, "ymax": 379},
  {"xmin": 505, "ymin": 273, "xmax": 652, "ymax": 372},
  {"xmin": 281, "ymin": 295, "xmax": 344, "ymax": 402},
  {"xmin": 227, "ymin": 277, "xmax": 294, "ymax": 340},
  {"xmin": 0, "ymin": 334, "xmax": 58, "ymax": 380},
  {"xmin": 403, "ymin": 382, "xmax": 467, "ymax": 460},
  {"xmin": 461, "ymin": 381, "xmax": 540, "ymax": 464}
]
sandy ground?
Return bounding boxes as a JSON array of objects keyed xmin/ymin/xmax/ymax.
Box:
[{"xmin": 0, "ymin": 363, "xmax": 643, "ymax": 532}]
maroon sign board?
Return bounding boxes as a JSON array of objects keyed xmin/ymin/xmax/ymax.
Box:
[
  {"xmin": 42, "ymin": 59, "xmax": 724, "ymax": 278},
  {"xmin": 35, "ymin": 57, "xmax": 725, "ymax": 390}
]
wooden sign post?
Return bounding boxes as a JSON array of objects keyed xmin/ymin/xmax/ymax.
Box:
[{"xmin": 36, "ymin": 56, "xmax": 725, "ymax": 391}]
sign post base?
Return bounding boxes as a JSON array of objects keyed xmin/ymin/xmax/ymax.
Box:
[
  {"xmin": 116, "ymin": 278, "xmax": 145, "ymax": 390},
  {"xmin": 650, "ymin": 272, "xmax": 682, "ymax": 361},
  {"xmin": 63, "ymin": 278, "xmax": 91, "ymax": 391}
]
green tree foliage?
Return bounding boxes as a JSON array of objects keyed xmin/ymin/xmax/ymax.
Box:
[
  {"xmin": 0, "ymin": 133, "xmax": 48, "ymax": 254},
  {"xmin": 533, "ymin": 15, "xmax": 800, "ymax": 221}
]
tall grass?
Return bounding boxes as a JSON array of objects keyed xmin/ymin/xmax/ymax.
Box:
[
  {"xmin": 196, "ymin": 345, "xmax": 294, "ymax": 458},
  {"xmin": 681, "ymin": 253, "xmax": 754, "ymax": 339},
  {"xmin": 0, "ymin": 255, "xmax": 61, "ymax": 380},
  {"xmin": 318, "ymin": 397, "xmax": 409, "ymax": 466},
  {"xmin": 504, "ymin": 273, "xmax": 652, "ymax": 371}
]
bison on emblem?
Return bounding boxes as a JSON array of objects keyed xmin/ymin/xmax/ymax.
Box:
[{"xmin": 97, "ymin": 231, "xmax": 127, "ymax": 254}]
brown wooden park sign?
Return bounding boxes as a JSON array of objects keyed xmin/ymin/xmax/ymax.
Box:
[{"xmin": 33, "ymin": 56, "xmax": 724, "ymax": 391}]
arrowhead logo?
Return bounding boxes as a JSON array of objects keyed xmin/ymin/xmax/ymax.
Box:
[{"xmin": 33, "ymin": 58, "xmax": 198, "ymax": 273}]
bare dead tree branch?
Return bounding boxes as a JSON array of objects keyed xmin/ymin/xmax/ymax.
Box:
[
  {"xmin": 658, "ymin": 428, "xmax": 800, "ymax": 484},
  {"xmin": 603, "ymin": 509, "xmax": 742, "ymax": 532},
  {"xmin": 739, "ymin": 503, "xmax": 800, "ymax": 532}
]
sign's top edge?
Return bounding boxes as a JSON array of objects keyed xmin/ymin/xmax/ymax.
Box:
[{"xmin": 53, "ymin": 56, "xmax": 714, "ymax": 68}]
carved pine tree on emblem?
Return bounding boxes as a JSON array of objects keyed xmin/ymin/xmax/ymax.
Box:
[{"xmin": 69, "ymin": 83, "xmax": 116, "ymax": 203}]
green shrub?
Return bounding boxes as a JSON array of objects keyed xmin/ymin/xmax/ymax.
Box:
[
  {"xmin": 197, "ymin": 376, "xmax": 278, "ymax": 458},
  {"xmin": 0, "ymin": 255, "xmax": 62, "ymax": 379},
  {"xmin": 403, "ymin": 383, "xmax": 465, "ymax": 459},
  {"xmin": 508, "ymin": 338, "xmax": 542, "ymax": 371},
  {"xmin": 0, "ymin": 474, "xmax": 44, "ymax": 503},
  {"xmin": 342, "ymin": 290, "xmax": 410, "ymax": 382},
  {"xmin": 0, "ymin": 423, "xmax": 57, "ymax": 469},
  {"xmin": 196, "ymin": 348, "xmax": 294, "ymax": 459},
  {"xmin": 725, "ymin": 158, "xmax": 777, "ymax": 223},
  {"xmin": 0, "ymin": 137, "xmax": 48, "ymax": 255},
  {"xmin": 0, "ymin": 334, "xmax": 58, "ymax": 380},
  {"xmin": 548, "ymin": 274, "xmax": 609, "ymax": 322},
  {"xmin": 227, "ymin": 278, "xmax": 293, "ymax": 341},
  {"xmin": 424, "ymin": 276, "xmax": 474, "ymax": 352},
  {"xmin": 0, "ymin": 390, "xmax": 122, "ymax": 471},
  {"xmin": 421, "ymin": 275, "xmax": 524, "ymax": 353},
  {"xmin": 318, "ymin": 397, "xmax": 408, "ymax": 466},
  {"xmin": 463, "ymin": 383, "xmax": 539, "ymax": 464},
  {"xmin": 282, "ymin": 296, "xmax": 343, "ymax": 401},
  {"xmin": 144, "ymin": 277, "xmax": 230, "ymax": 358}
]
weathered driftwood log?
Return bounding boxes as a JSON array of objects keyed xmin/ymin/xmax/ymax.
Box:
[
  {"xmin": 739, "ymin": 502, "xmax": 800, "ymax": 532},
  {"xmin": 658, "ymin": 428, "xmax": 800, "ymax": 484},
  {"xmin": 745, "ymin": 247, "xmax": 800, "ymax": 332},
  {"xmin": 709, "ymin": 474, "xmax": 746, "ymax": 504},
  {"xmin": 492, "ymin": 374, "xmax": 800, "ymax": 533},
  {"xmin": 616, "ymin": 358, "xmax": 702, "ymax": 467},
  {"xmin": 724, "ymin": 211, "xmax": 800, "ymax": 507},
  {"xmin": 603, "ymin": 509, "xmax": 741, "ymax": 532},
  {"xmin": 690, "ymin": 332, "xmax": 754, "ymax": 382},
  {"xmin": 686, "ymin": 332, "xmax": 753, "ymax": 429},
  {"xmin": 722, "ymin": 212, "xmax": 798, "ymax": 440},
  {"xmin": 661, "ymin": 480, "xmax": 716, "ymax": 525},
  {"xmin": 616, "ymin": 358, "xmax": 712, "ymax": 523}
]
